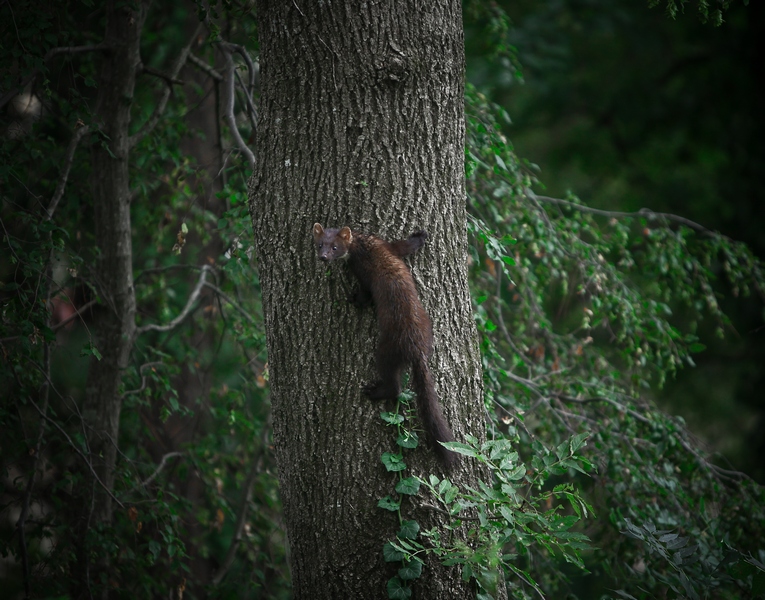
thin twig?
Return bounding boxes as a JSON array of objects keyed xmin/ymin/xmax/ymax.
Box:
[
  {"xmin": 140, "ymin": 452, "xmax": 184, "ymax": 488},
  {"xmin": 121, "ymin": 361, "xmax": 165, "ymax": 398},
  {"xmin": 51, "ymin": 298, "xmax": 98, "ymax": 331},
  {"xmin": 527, "ymin": 189, "xmax": 720, "ymax": 238},
  {"xmin": 47, "ymin": 124, "xmax": 90, "ymax": 221},
  {"xmin": 134, "ymin": 263, "xmax": 206, "ymax": 282},
  {"xmin": 212, "ymin": 424, "xmax": 270, "ymax": 585},
  {"xmin": 136, "ymin": 265, "xmax": 213, "ymax": 335},
  {"xmin": 15, "ymin": 284, "xmax": 55, "ymax": 598},
  {"xmin": 27, "ymin": 398, "xmax": 124, "ymax": 510},
  {"xmin": 188, "ymin": 52, "xmax": 223, "ymax": 81},
  {"xmin": 203, "ymin": 281, "xmax": 257, "ymax": 325},
  {"xmin": 129, "ymin": 23, "xmax": 203, "ymax": 149},
  {"xmin": 139, "ymin": 63, "xmax": 184, "ymax": 86}
]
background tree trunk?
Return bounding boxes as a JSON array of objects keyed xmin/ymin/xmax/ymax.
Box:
[
  {"xmin": 78, "ymin": 0, "xmax": 145, "ymax": 594},
  {"xmin": 251, "ymin": 1, "xmax": 484, "ymax": 597}
]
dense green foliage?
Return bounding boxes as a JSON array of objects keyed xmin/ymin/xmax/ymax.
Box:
[
  {"xmin": 1, "ymin": 1, "xmax": 763, "ymax": 599},
  {"xmin": 1, "ymin": 2, "xmax": 281, "ymax": 598},
  {"xmin": 464, "ymin": 79, "xmax": 765, "ymax": 598}
]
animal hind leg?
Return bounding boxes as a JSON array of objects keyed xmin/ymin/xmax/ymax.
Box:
[
  {"xmin": 387, "ymin": 230, "xmax": 428, "ymax": 258},
  {"xmin": 363, "ymin": 342, "xmax": 404, "ymax": 401}
]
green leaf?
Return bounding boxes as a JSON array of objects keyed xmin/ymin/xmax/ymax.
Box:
[
  {"xmin": 397, "ymin": 431, "xmax": 419, "ymax": 449},
  {"xmin": 441, "ymin": 442, "xmax": 480, "ymax": 458},
  {"xmin": 386, "ymin": 576, "xmax": 412, "ymax": 599},
  {"xmin": 398, "ymin": 520, "xmax": 420, "ymax": 540},
  {"xmin": 396, "ymin": 477, "xmax": 420, "ymax": 496},
  {"xmin": 381, "ymin": 452, "xmax": 407, "ymax": 472},
  {"xmin": 569, "ymin": 432, "xmax": 589, "ymax": 454},
  {"xmin": 383, "ymin": 542, "xmax": 405, "ymax": 563},
  {"xmin": 80, "ymin": 342, "xmax": 102, "ymax": 361},
  {"xmin": 398, "ymin": 559, "xmax": 423, "ymax": 581},
  {"xmin": 377, "ymin": 496, "xmax": 401, "ymax": 512},
  {"xmin": 381, "ymin": 411, "xmax": 405, "ymax": 425}
]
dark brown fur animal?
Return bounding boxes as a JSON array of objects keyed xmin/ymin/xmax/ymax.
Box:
[{"xmin": 313, "ymin": 223, "xmax": 457, "ymax": 469}]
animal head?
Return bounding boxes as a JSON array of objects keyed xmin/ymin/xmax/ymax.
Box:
[{"xmin": 313, "ymin": 223, "xmax": 353, "ymax": 262}]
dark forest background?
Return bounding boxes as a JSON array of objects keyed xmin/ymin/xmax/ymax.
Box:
[
  {"xmin": 468, "ymin": 0, "xmax": 765, "ymax": 481},
  {"xmin": 1, "ymin": 0, "xmax": 763, "ymax": 598}
]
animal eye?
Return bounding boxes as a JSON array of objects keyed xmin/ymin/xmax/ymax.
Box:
[{"xmin": 332, "ymin": 245, "xmax": 337, "ymax": 251}]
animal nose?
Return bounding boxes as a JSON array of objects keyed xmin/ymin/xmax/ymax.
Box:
[{"xmin": 320, "ymin": 256, "xmax": 329, "ymax": 262}]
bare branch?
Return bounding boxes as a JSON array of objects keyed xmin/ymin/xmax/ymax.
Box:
[
  {"xmin": 219, "ymin": 46, "xmax": 256, "ymax": 173},
  {"xmin": 134, "ymin": 263, "xmax": 206, "ymax": 283},
  {"xmin": 28, "ymin": 397, "xmax": 124, "ymax": 510},
  {"xmin": 212, "ymin": 424, "xmax": 270, "ymax": 586},
  {"xmin": 15, "ymin": 300, "xmax": 55, "ymax": 598},
  {"xmin": 526, "ymin": 189, "xmax": 720, "ymax": 238},
  {"xmin": 139, "ymin": 63, "xmax": 184, "ymax": 86},
  {"xmin": 203, "ymin": 281, "xmax": 256, "ymax": 325},
  {"xmin": 129, "ymin": 23, "xmax": 203, "ymax": 149},
  {"xmin": 47, "ymin": 124, "xmax": 90, "ymax": 220},
  {"xmin": 121, "ymin": 361, "xmax": 165, "ymax": 398},
  {"xmin": 140, "ymin": 452, "xmax": 184, "ymax": 488},
  {"xmin": 233, "ymin": 66, "xmax": 258, "ymax": 133},
  {"xmin": 188, "ymin": 52, "xmax": 223, "ymax": 81},
  {"xmin": 51, "ymin": 298, "xmax": 98, "ymax": 331},
  {"xmin": 221, "ymin": 42, "xmax": 257, "ymax": 92},
  {"xmin": 136, "ymin": 265, "xmax": 213, "ymax": 335}
]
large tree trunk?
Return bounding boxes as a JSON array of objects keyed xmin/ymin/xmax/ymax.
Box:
[{"xmin": 251, "ymin": 2, "xmax": 484, "ymax": 597}]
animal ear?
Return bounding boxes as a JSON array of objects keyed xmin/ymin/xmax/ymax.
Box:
[
  {"xmin": 339, "ymin": 226, "xmax": 353, "ymax": 244},
  {"xmin": 313, "ymin": 223, "xmax": 324, "ymax": 239}
]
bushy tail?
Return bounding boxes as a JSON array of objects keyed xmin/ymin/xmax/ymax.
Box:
[{"xmin": 410, "ymin": 354, "xmax": 458, "ymax": 470}]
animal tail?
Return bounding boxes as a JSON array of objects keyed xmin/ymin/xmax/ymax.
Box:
[{"xmin": 410, "ymin": 353, "xmax": 458, "ymax": 470}]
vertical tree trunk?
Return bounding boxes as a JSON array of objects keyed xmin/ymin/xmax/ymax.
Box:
[
  {"xmin": 251, "ymin": 2, "xmax": 484, "ymax": 597},
  {"xmin": 79, "ymin": 0, "xmax": 145, "ymax": 594}
]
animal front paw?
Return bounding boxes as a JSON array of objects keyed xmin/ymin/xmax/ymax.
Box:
[
  {"xmin": 362, "ymin": 381, "xmax": 397, "ymax": 400},
  {"xmin": 349, "ymin": 288, "xmax": 372, "ymax": 308}
]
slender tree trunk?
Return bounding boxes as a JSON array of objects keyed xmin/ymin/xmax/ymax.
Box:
[
  {"xmin": 78, "ymin": 0, "xmax": 145, "ymax": 595},
  {"xmin": 251, "ymin": 2, "xmax": 484, "ymax": 597}
]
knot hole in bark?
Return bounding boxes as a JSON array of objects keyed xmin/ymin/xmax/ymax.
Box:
[
  {"xmin": 346, "ymin": 124, "xmax": 363, "ymax": 151},
  {"xmin": 375, "ymin": 46, "xmax": 409, "ymax": 85}
]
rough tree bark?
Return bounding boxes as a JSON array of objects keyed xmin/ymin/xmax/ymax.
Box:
[{"xmin": 250, "ymin": 1, "xmax": 485, "ymax": 597}]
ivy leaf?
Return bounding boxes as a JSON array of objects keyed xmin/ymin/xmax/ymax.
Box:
[
  {"xmin": 396, "ymin": 477, "xmax": 420, "ymax": 496},
  {"xmin": 377, "ymin": 496, "xmax": 400, "ymax": 512},
  {"xmin": 398, "ymin": 520, "xmax": 420, "ymax": 540},
  {"xmin": 398, "ymin": 559, "xmax": 423, "ymax": 581},
  {"xmin": 383, "ymin": 542, "xmax": 405, "ymax": 563},
  {"xmin": 386, "ymin": 576, "xmax": 411, "ymax": 599},
  {"xmin": 381, "ymin": 452, "xmax": 407, "ymax": 472},
  {"xmin": 381, "ymin": 411, "xmax": 405, "ymax": 425},
  {"xmin": 397, "ymin": 431, "xmax": 419, "ymax": 449}
]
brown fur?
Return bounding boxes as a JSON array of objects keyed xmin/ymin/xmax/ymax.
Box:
[{"xmin": 313, "ymin": 223, "xmax": 457, "ymax": 469}]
